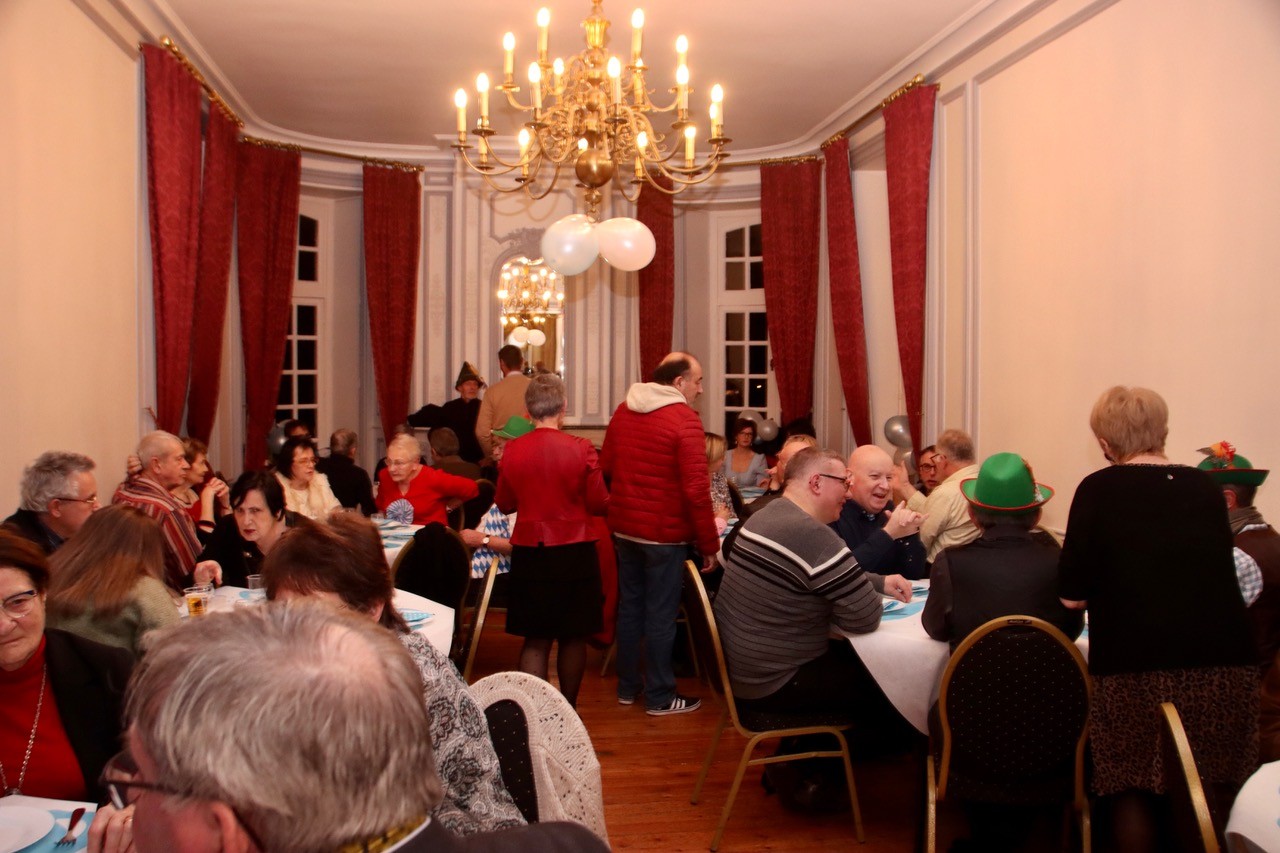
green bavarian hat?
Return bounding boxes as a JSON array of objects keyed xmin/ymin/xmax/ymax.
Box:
[
  {"xmin": 493, "ymin": 416, "xmax": 535, "ymax": 440},
  {"xmin": 1197, "ymin": 441, "xmax": 1269, "ymax": 486},
  {"xmin": 960, "ymin": 452, "xmax": 1054, "ymax": 514}
]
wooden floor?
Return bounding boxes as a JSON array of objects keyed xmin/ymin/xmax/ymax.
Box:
[{"xmin": 469, "ymin": 613, "xmax": 963, "ymax": 852}]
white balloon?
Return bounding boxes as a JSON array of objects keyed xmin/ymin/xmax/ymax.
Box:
[
  {"xmin": 595, "ymin": 217, "xmax": 656, "ymax": 271},
  {"xmin": 757, "ymin": 419, "xmax": 780, "ymax": 441},
  {"xmin": 527, "ymin": 329, "xmax": 547, "ymax": 347},
  {"xmin": 511, "ymin": 325, "xmax": 530, "ymax": 344},
  {"xmin": 541, "ymin": 214, "xmax": 599, "ymax": 276}
]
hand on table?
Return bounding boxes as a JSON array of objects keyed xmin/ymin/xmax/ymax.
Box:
[
  {"xmin": 194, "ymin": 560, "xmax": 222, "ymax": 587},
  {"xmin": 88, "ymin": 803, "xmax": 135, "ymax": 853},
  {"xmin": 883, "ymin": 501, "xmax": 925, "ymax": 539},
  {"xmin": 882, "ymin": 574, "xmax": 913, "ymax": 602}
]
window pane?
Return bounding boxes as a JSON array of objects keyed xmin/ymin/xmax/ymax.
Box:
[
  {"xmin": 298, "ymin": 215, "xmax": 318, "ymax": 248},
  {"xmin": 297, "ymin": 339, "xmax": 317, "ymax": 371},
  {"xmin": 725, "ymin": 345, "xmax": 745, "ymax": 375},
  {"xmin": 296, "ymin": 305, "xmax": 317, "ymax": 336},
  {"xmin": 725, "ymin": 262, "xmax": 744, "ymax": 291},
  {"xmin": 725, "ymin": 228, "xmax": 744, "ymax": 258},
  {"xmin": 275, "ymin": 408, "xmax": 291, "ymax": 423},
  {"xmin": 277, "ymin": 376, "xmax": 292, "ymax": 406},
  {"xmin": 748, "ymin": 312, "xmax": 768, "ymax": 341},
  {"xmin": 725, "ymin": 313, "xmax": 745, "ymax": 341},
  {"xmin": 748, "ymin": 224, "xmax": 762, "ymax": 256},
  {"xmin": 749, "ymin": 260, "xmax": 764, "ymax": 290},
  {"xmin": 749, "ymin": 345, "xmax": 768, "ymax": 375},
  {"xmin": 748, "ymin": 380, "xmax": 768, "ymax": 409},
  {"xmin": 297, "ymin": 374, "xmax": 317, "ymax": 405},
  {"xmin": 297, "ymin": 250, "xmax": 317, "ymax": 282},
  {"xmin": 724, "ymin": 378, "xmax": 744, "ymax": 408},
  {"xmin": 282, "ymin": 341, "xmax": 293, "ymax": 370},
  {"xmin": 298, "ymin": 409, "xmax": 318, "ymax": 434}
]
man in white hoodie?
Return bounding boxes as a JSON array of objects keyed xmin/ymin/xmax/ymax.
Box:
[{"xmin": 601, "ymin": 352, "xmax": 720, "ymax": 716}]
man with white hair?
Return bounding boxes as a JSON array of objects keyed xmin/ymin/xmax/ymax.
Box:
[
  {"xmin": 112, "ymin": 430, "xmax": 219, "ymax": 591},
  {"xmin": 749, "ymin": 433, "xmax": 818, "ymax": 513},
  {"xmin": 831, "ymin": 445, "xmax": 928, "ymax": 580},
  {"xmin": 3, "ymin": 450, "xmax": 99, "ymax": 553},
  {"xmin": 98, "ymin": 604, "xmax": 608, "ymax": 853},
  {"xmin": 894, "ymin": 427, "xmax": 982, "ymax": 562}
]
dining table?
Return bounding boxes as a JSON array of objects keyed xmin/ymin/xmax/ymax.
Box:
[
  {"xmin": 1226, "ymin": 759, "xmax": 1280, "ymax": 853},
  {"xmin": 840, "ymin": 580, "xmax": 1090, "ymax": 734},
  {"xmin": 0, "ymin": 795, "xmax": 95, "ymax": 853}
]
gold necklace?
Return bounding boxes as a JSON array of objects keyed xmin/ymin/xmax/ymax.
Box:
[
  {"xmin": 1, "ymin": 664, "xmax": 47, "ymax": 796},
  {"xmin": 334, "ymin": 816, "xmax": 426, "ymax": 853}
]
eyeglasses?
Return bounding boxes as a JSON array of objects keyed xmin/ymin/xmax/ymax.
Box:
[
  {"xmin": 386, "ymin": 458, "xmax": 416, "ymax": 469},
  {"xmin": 101, "ymin": 751, "xmax": 267, "ymax": 850},
  {"xmin": 918, "ymin": 462, "xmax": 937, "ymax": 473},
  {"xmin": 54, "ymin": 494, "xmax": 99, "ymax": 507},
  {"xmin": 816, "ymin": 473, "xmax": 850, "ymax": 487},
  {"xmin": 1, "ymin": 590, "xmax": 38, "ymax": 620}
]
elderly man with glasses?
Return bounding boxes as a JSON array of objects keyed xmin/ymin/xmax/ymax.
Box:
[
  {"xmin": 714, "ymin": 446, "xmax": 911, "ymax": 723},
  {"xmin": 3, "ymin": 451, "xmax": 99, "ymax": 554},
  {"xmin": 94, "ymin": 604, "xmax": 608, "ymax": 853}
]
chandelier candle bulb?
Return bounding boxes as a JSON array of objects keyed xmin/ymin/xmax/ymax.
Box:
[
  {"xmin": 536, "ymin": 7, "xmax": 550, "ymax": 61},
  {"xmin": 676, "ymin": 34, "xmax": 688, "ymax": 68},
  {"xmin": 676, "ymin": 64, "xmax": 689, "ymax": 113},
  {"xmin": 631, "ymin": 9, "xmax": 644, "ymax": 65},
  {"xmin": 454, "ymin": 88, "xmax": 467, "ymax": 136},
  {"xmin": 503, "ymin": 32, "xmax": 516, "ymax": 80},
  {"xmin": 711, "ymin": 83, "xmax": 724, "ymax": 135},
  {"xmin": 476, "ymin": 73, "xmax": 490, "ymax": 122},
  {"xmin": 684, "ymin": 124, "xmax": 695, "ymax": 166},
  {"xmin": 528, "ymin": 62, "xmax": 542, "ymax": 111},
  {"xmin": 607, "ymin": 57, "xmax": 622, "ymax": 105},
  {"xmin": 553, "ymin": 58, "xmax": 564, "ymax": 94}
]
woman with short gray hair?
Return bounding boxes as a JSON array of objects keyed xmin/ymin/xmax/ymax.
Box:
[{"xmin": 493, "ymin": 374, "xmax": 608, "ymax": 707}]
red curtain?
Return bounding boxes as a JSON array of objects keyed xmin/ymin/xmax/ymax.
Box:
[
  {"xmin": 823, "ymin": 138, "xmax": 873, "ymax": 446},
  {"xmin": 760, "ymin": 160, "xmax": 822, "ymax": 427},
  {"xmin": 884, "ymin": 84, "xmax": 940, "ymax": 455},
  {"xmin": 636, "ymin": 176, "xmax": 675, "ymax": 379},
  {"xmin": 142, "ymin": 45, "xmax": 203, "ymax": 433},
  {"xmin": 363, "ymin": 165, "xmax": 422, "ymax": 440},
  {"xmin": 237, "ymin": 143, "xmax": 301, "ymax": 470},
  {"xmin": 184, "ymin": 109, "xmax": 239, "ymax": 444}
]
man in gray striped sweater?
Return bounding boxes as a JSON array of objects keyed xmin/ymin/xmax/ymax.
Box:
[{"xmin": 714, "ymin": 447, "xmax": 912, "ymax": 718}]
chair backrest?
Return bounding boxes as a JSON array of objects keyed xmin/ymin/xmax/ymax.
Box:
[
  {"xmin": 726, "ymin": 481, "xmax": 751, "ymax": 521},
  {"xmin": 395, "ymin": 522, "xmax": 471, "ymax": 605},
  {"xmin": 462, "ymin": 556, "xmax": 500, "ymax": 683},
  {"xmin": 470, "ymin": 671, "xmax": 608, "ymax": 844},
  {"xmin": 682, "ymin": 560, "xmax": 746, "ymax": 727},
  {"xmin": 935, "ymin": 616, "xmax": 1091, "ymax": 805},
  {"xmin": 448, "ymin": 479, "xmax": 497, "ymax": 532},
  {"xmin": 1159, "ymin": 702, "xmax": 1221, "ymax": 853}
]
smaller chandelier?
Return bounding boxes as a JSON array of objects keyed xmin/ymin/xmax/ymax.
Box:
[
  {"xmin": 497, "ymin": 257, "xmax": 564, "ymax": 329},
  {"xmin": 451, "ymin": 1, "xmax": 730, "ymax": 221}
]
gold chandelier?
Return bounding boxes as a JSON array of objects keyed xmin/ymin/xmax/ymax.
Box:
[
  {"xmin": 452, "ymin": 0, "xmax": 730, "ymax": 220},
  {"xmin": 497, "ymin": 257, "xmax": 564, "ymax": 329}
]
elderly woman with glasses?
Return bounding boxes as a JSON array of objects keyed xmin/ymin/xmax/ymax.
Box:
[
  {"xmin": 0, "ymin": 530, "xmax": 134, "ymax": 808},
  {"xmin": 376, "ymin": 433, "xmax": 478, "ymax": 526},
  {"xmin": 494, "ymin": 374, "xmax": 609, "ymax": 708},
  {"xmin": 274, "ymin": 435, "xmax": 341, "ymax": 521}
]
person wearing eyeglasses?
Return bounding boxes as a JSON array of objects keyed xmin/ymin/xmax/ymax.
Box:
[
  {"xmin": 893, "ymin": 428, "xmax": 982, "ymax": 563},
  {"xmin": 273, "ymin": 435, "xmax": 341, "ymax": 521},
  {"xmin": 376, "ymin": 433, "xmax": 478, "ymax": 527},
  {"xmin": 95, "ymin": 603, "xmax": 609, "ymax": 853},
  {"xmin": 0, "ymin": 530, "xmax": 133, "ymax": 806},
  {"xmin": 916, "ymin": 444, "xmax": 941, "ymax": 495},
  {"xmin": 3, "ymin": 450, "xmax": 99, "ymax": 554}
]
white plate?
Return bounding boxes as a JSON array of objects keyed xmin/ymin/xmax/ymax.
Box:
[
  {"xmin": 882, "ymin": 599, "xmax": 905, "ymax": 613},
  {"xmin": 0, "ymin": 805, "xmax": 55, "ymax": 853}
]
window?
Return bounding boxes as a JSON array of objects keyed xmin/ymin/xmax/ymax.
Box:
[
  {"xmin": 297, "ymin": 215, "xmax": 318, "ymax": 282},
  {"xmin": 276, "ymin": 303, "xmax": 319, "ymax": 435},
  {"xmin": 720, "ymin": 223, "xmax": 772, "ymax": 438}
]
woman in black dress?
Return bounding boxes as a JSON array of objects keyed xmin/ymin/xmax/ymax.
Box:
[{"xmin": 1059, "ymin": 386, "xmax": 1257, "ymax": 851}]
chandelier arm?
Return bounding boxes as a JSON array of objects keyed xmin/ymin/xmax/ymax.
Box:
[
  {"xmin": 647, "ymin": 160, "xmax": 725, "ymax": 189},
  {"xmin": 501, "ymin": 88, "xmax": 535, "ymax": 112},
  {"xmin": 457, "ymin": 144, "xmax": 526, "ymax": 179},
  {"xmin": 519, "ymin": 161, "xmax": 566, "ymax": 201}
]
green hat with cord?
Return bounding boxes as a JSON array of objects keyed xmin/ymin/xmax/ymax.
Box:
[
  {"xmin": 960, "ymin": 452, "xmax": 1054, "ymax": 514},
  {"xmin": 1197, "ymin": 441, "xmax": 1268, "ymax": 486},
  {"xmin": 493, "ymin": 416, "xmax": 535, "ymax": 440}
]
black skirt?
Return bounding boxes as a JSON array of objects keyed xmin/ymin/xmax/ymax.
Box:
[{"xmin": 506, "ymin": 541, "xmax": 603, "ymax": 639}]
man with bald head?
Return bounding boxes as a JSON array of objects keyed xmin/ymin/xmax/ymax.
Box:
[
  {"xmin": 113, "ymin": 430, "xmax": 220, "ymax": 591},
  {"xmin": 832, "ymin": 445, "xmax": 929, "ymax": 580},
  {"xmin": 749, "ymin": 434, "xmax": 818, "ymax": 513}
]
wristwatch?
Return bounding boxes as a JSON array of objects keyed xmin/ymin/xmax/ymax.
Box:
[{"xmin": 482, "ymin": 535, "xmax": 491, "ymax": 547}]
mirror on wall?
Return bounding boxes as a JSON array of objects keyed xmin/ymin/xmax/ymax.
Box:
[{"xmin": 497, "ymin": 257, "xmax": 565, "ymax": 376}]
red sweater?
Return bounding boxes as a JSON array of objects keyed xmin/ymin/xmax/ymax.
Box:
[
  {"xmin": 0, "ymin": 637, "xmax": 85, "ymax": 799},
  {"xmin": 377, "ymin": 465, "xmax": 478, "ymax": 526},
  {"xmin": 495, "ymin": 428, "xmax": 608, "ymax": 547},
  {"xmin": 600, "ymin": 383, "xmax": 719, "ymax": 557}
]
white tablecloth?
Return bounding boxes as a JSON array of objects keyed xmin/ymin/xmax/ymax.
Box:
[
  {"xmin": 210, "ymin": 586, "xmax": 454, "ymax": 656},
  {"xmin": 376, "ymin": 520, "xmax": 422, "ymax": 567},
  {"xmin": 841, "ymin": 581, "xmax": 1090, "ymax": 734},
  {"xmin": 1227, "ymin": 760, "xmax": 1280, "ymax": 853}
]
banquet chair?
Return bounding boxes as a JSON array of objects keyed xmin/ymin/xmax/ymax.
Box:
[
  {"xmin": 393, "ymin": 523, "xmax": 473, "ymax": 658},
  {"xmin": 448, "ymin": 479, "xmax": 496, "ymax": 532},
  {"xmin": 682, "ymin": 560, "xmax": 863, "ymax": 851},
  {"xmin": 1159, "ymin": 702, "xmax": 1221, "ymax": 853},
  {"xmin": 926, "ymin": 616, "xmax": 1091, "ymax": 853},
  {"xmin": 470, "ymin": 671, "xmax": 609, "ymax": 845},
  {"xmin": 461, "ymin": 556, "xmax": 500, "ymax": 683}
]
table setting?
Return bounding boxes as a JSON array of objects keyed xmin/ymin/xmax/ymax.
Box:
[
  {"xmin": 375, "ymin": 517, "xmax": 421, "ymax": 567},
  {"xmin": 1227, "ymin": 759, "xmax": 1280, "ymax": 853},
  {"xmin": 0, "ymin": 796, "xmax": 94, "ymax": 853}
]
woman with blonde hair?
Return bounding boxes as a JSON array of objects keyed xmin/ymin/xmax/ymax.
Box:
[
  {"xmin": 705, "ymin": 432, "xmax": 732, "ymax": 523},
  {"xmin": 1059, "ymin": 386, "xmax": 1257, "ymax": 850},
  {"xmin": 46, "ymin": 504, "xmax": 178, "ymax": 654}
]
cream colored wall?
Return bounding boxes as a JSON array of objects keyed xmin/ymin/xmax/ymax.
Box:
[
  {"xmin": 931, "ymin": 0, "xmax": 1280, "ymax": 529},
  {"xmin": 0, "ymin": 0, "xmax": 143, "ymax": 508}
]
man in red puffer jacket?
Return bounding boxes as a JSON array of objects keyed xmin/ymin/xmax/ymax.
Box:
[{"xmin": 601, "ymin": 352, "xmax": 720, "ymax": 716}]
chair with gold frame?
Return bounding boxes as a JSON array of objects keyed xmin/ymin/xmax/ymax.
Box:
[
  {"xmin": 1159, "ymin": 702, "xmax": 1221, "ymax": 853},
  {"xmin": 682, "ymin": 560, "xmax": 863, "ymax": 851},
  {"xmin": 461, "ymin": 556, "xmax": 501, "ymax": 683}
]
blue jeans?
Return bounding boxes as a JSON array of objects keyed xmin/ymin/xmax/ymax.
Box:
[{"xmin": 613, "ymin": 537, "xmax": 690, "ymax": 710}]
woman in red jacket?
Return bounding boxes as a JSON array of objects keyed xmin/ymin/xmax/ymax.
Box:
[{"xmin": 494, "ymin": 374, "xmax": 608, "ymax": 707}]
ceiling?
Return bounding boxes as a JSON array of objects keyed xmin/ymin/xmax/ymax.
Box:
[{"xmin": 141, "ymin": 0, "xmax": 988, "ymax": 161}]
